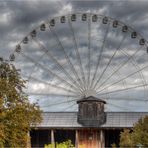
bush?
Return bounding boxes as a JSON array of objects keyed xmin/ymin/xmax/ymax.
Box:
[
  {"xmin": 45, "ymin": 140, "xmax": 75, "ymax": 148},
  {"xmin": 120, "ymin": 116, "xmax": 148, "ymax": 147}
]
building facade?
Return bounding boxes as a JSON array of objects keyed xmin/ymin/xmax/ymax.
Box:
[{"xmin": 30, "ymin": 112, "xmax": 148, "ymax": 148}]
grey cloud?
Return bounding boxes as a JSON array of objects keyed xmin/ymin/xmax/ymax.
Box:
[{"xmin": 0, "ymin": 1, "xmax": 148, "ymax": 112}]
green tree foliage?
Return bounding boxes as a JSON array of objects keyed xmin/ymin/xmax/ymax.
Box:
[
  {"xmin": 120, "ymin": 115, "xmax": 148, "ymax": 147},
  {"xmin": 119, "ymin": 129, "xmax": 133, "ymax": 147},
  {"xmin": 0, "ymin": 60, "xmax": 42, "ymax": 147},
  {"xmin": 45, "ymin": 140, "xmax": 75, "ymax": 148},
  {"xmin": 111, "ymin": 143, "xmax": 117, "ymax": 148}
]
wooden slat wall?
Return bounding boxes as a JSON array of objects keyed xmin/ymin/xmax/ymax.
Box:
[{"xmin": 77, "ymin": 129, "xmax": 104, "ymax": 148}]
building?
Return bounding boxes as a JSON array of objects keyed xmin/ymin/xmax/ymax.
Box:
[
  {"xmin": 30, "ymin": 96, "xmax": 148, "ymax": 148},
  {"xmin": 30, "ymin": 111, "xmax": 148, "ymax": 148}
]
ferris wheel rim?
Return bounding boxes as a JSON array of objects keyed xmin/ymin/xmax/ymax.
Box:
[{"xmin": 8, "ymin": 12, "xmax": 148, "ymax": 111}]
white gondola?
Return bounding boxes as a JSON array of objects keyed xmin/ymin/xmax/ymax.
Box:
[
  {"xmin": 131, "ymin": 32, "xmax": 137, "ymax": 38},
  {"xmin": 61, "ymin": 16, "xmax": 65, "ymax": 23},
  {"xmin": 50, "ymin": 19, "xmax": 55, "ymax": 27},
  {"xmin": 92, "ymin": 15, "xmax": 97, "ymax": 22},
  {"xmin": 30, "ymin": 30, "xmax": 36, "ymax": 38},
  {"xmin": 40, "ymin": 24, "xmax": 46, "ymax": 31},
  {"xmin": 10, "ymin": 54, "xmax": 15, "ymax": 61},
  {"xmin": 102, "ymin": 17, "xmax": 108, "ymax": 24},
  {"xmin": 113, "ymin": 20, "xmax": 118, "ymax": 28},
  {"xmin": 71, "ymin": 14, "xmax": 76, "ymax": 21},
  {"xmin": 15, "ymin": 45, "xmax": 21, "ymax": 53},
  {"xmin": 139, "ymin": 38, "xmax": 145, "ymax": 45},
  {"xmin": 82, "ymin": 14, "xmax": 87, "ymax": 21},
  {"xmin": 122, "ymin": 25, "xmax": 128, "ymax": 32},
  {"xmin": 23, "ymin": 37, "xmax": 28, "ymax": 44}
]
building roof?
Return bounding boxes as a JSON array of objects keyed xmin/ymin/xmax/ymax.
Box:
[
  {"xmin": 77, "ymin": 96, "xmax": 106, "ymax": 104},
  {"xmin": 36, "ymin": 112, "xmax": 148, "ymax": 129}
]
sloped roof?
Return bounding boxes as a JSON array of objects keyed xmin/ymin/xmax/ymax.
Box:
[
  {"xmin": 36, "ymin": 112, "xmax": 148, "ymax": 129},
  {"xmin": 77, "ymin": 96, "xmax": 106, "ymax": 104}
]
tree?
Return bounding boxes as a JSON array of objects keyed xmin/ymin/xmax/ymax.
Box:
[
  {"xmin": 119, "ymin": 129, "xmax": 133, "ymax": 147},
  {"xmin": 0, "ymin": 59, "xmax": 42, "ymax": 147},
  {"xmin": 120, "ymin": 115, "xmax": 148, "ymax": 147}
]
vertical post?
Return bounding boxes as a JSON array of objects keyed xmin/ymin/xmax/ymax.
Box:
[
  {"xmin": 51, "ymin": 129, "xmax": 55, "ymax": 147},
  {"xmin": 26, "ymin": 131, "xmax": 31, "ymax": 148},
  {"xmin": 75, "ymin": 130, "xmax": 79, "ymax": 148},
  {"xmin": 100, "ymin": 130, "xmax": 105, "ymax": 148}
]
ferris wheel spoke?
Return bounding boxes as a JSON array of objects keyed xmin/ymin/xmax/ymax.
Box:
[
  {"xmin": 68, "ymin": 16, "xmax": 87, "ymax": 90},
  {"xmin": 93, "ymin": 34, "xmax": 127, "ymax": 90},
  {"xmin": 96, "ymin": 65, "xmax": 148, "ymax": 94},
  {"xmin": 96, "ymin": 46, "xmax": 144, "ymax": 91},
  {"xmin": 104, "ymin": 98, "xmax": 148, "ymax": 101},
  {"xmin": 41, "ymin": 98, "xmax": 79, "ymax": 108},
  {"xmin": 96, "ymin": 46, "xmax": 147, "ymax": 93},
  {"xmin": 107, "ymin": 102, "xmax": 133, "ymax": 111},
  {"xmin": 97, "ymin": 83, "xmax": 148, "ymax": 96},
  {"xmin": 48, "ymin": 25, "xmax": 84, "ymax": 90},
  {"xmin": 120, "ymin": 49, "xmax": 147, "ymax": 98},
  {"xmin": 106, "ymin": 64, "xmax": 128, "ymax": 94},
  {"xmin": 32, "ymin": 38, "xmax": 84, "ymax": 92},
  {"xmin": 64, "ymin": 102, "xmax": 77, "ymax": 111},
  {"xmin": 27, "ymin": 92, "xmax": 79, "ymax": 98},
  {"xmin": 21, "ymin": 52, "xmax": 81, "ymax": 93},
  {"xmin": 24, "ymin": 75, "xmax": 78, "ymax": 95},
  {"xmin": 120, "ymin": 49, "xmax": 147, "ymax": 89},
  {"xmin": 87, "ymin": 13, "xmax": 91, "ymax": 89},
  {"xmin": 33, "ymin": 37, "xmax": 80, "ymax": 88},
  {"xmin": 90, "ymin": 22, "xmax": 110, "ymax": 89}
]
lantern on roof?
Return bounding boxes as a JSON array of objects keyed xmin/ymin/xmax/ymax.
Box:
[{"xmin": 77, "ymin": 96, "xmax": 106, "ymax": 127}]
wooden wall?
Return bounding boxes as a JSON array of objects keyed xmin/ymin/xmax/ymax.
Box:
[
  {"xmin": 77, "ymin": 129, "xmax": 105, "ymax": 148},
  {"xmin": 30, "ymin": 129, "xmax": 106, "ymax": 148}
]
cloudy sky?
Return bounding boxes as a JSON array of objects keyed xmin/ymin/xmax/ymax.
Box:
[{"xmin": 0, "ymin": 0, "xmax": 148, "ymax": 112}]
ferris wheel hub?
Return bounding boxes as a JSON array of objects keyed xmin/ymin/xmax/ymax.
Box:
[{"xmin": 82, "ymin": 89, "xmax": 97, "ymax": 98}]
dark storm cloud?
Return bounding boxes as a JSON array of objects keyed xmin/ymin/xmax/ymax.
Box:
[
  {"xmin": 0, "ymin": 0, "xmax": 66, "ymax": 58},
  {"xmin": 8, "ymin": 1, "xmax": 61, "ymax": 29},
  {"xmin": 1, "ymin": 0, "xmax": 148, "ymax": 58},
  {"xmin": 70, "ymin": 1, "xmax": 148, "ymax": 37}
]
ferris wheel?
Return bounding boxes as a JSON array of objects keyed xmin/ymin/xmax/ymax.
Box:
[{"xmin": 9, "ymin": 13, "xmax": 148, "ymax": 111}]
